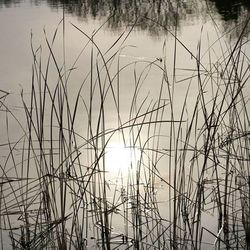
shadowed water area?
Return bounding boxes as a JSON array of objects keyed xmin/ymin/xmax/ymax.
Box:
[
  {"xmin": 0, "ymin": 0, "xmax": 250, "ymax": 249},
  {"xmin": 1, "ymin": 0, "xmax": 250, "ymax": 32}
]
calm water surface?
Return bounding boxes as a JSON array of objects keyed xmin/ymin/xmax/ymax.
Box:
[
  {"xmin": 0, "ymin": 0, "xmax": 249, "ymax": 93},
  {"xmin": 0, "ymin": 0, "xmax": 248, "ymax": 145},
  {"xmin": 0, "ymin": 0, "xmax": 249, "ymax": 133}
]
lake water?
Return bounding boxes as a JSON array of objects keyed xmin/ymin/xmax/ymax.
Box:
[
  {"xmin": 0, "ymin": 0, "xmax": 249, "ymax": 92},
  {"xmin": 0, "ymin": 0, "xmax": 250, "ymax": 249}
]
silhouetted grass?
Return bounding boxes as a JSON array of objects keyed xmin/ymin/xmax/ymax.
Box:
[{"xmin": 0, "ymin": 11, "xmax": 250, "ymax": 250}]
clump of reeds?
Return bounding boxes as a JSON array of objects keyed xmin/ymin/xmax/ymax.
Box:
[{"xmin": 0, "ymin": 10, "xmax": 250, "ymax": 250}]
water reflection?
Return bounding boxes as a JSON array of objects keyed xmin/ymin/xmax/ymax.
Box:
[
  {"xmin": 208, "ymin": 0, "xmax": 250, "ymax": 21},
  {"xmin": 48, "ymin": 0, "xmax": 250, "ymax": 38},
  {"xmin": 1, "ymin": 0, "xmax": 249, "ymax": 36},
  {"xmin": 45, "ymin": 0, "xmax": 250, "ymax": 23},
  {"xmin": 0, "ymin": 0, "xmax": 21, "ymax": 7},
  {"xmin": 45, "ymin": 0, "xmax": 195, "ymax": 36}
]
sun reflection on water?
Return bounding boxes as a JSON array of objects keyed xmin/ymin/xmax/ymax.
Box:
[{"xmin": 105, "ymin": 143, "xmax": 140, "ymax": 176}]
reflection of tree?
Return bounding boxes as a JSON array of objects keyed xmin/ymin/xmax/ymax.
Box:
[
  {"xmin": 45, "ymin": 0, "xmax": 250, "ymax": 36},
  {"xmin": 1, "ymin": 0, "xmax": 249, "ymax": 36},
  {"xmin": 45, "ymin": 0, "xmax": 203, "ymax": 36},
  {"xmin": 206, "ymin": 0, "xmax": 250, "ymax": 39},
  {"xmin": 0, "ymin": 0, "xmax": 21, "ymax": 8},
  {"xmin": 208, "ymin": 0, "xmax": 250, "ymax": 21}
]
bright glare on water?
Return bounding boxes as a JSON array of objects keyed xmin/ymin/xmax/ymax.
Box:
[{"xmin": 105, "ymin": 143, "xmax": 140, "ymax": 175}]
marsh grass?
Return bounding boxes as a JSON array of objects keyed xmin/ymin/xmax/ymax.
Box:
[{"xmin": 0, "ymin": 12, "xmax": 250, "ymax": 250}]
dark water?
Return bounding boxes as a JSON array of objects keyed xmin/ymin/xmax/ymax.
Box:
[
  {"xmin": 209, "ymin": 0, "xmax": 250, "ymax": 21},
  {"xmin": 1, "ymin": 0, "xmax": 250, "ymax": 35}
]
